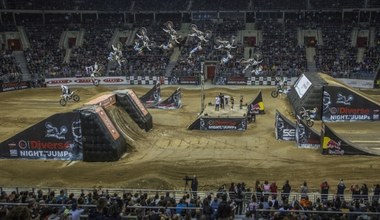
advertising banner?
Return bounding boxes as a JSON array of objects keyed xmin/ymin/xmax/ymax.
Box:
[
  {"xmin": 0, "ymin": 112, "xmax": 83, "ymax": 160},
  {"xmin": 0, "ymin": 81, "xmax": 30, "ymax": 92},
  {"xmin": 199, "ymin": 117, "xmax": 247, "ymax": 131},
  {"xmin": 179, "ymin": 76, "xmax": 199, "ymax": 85},
  {"xmin": 45, "ymin": 76, "xmax": 126, "ymax": 86},
  {"xmin": 322, "ymin": 86, "xmax": 380, "ymax": 121},
  {"xmin": 295, "ymin": 116, "xmax": 320, "ymax": 149},
  {"xmin": 226, "ymin": 76, "xmax": 247, "ymax": 85},
  {"xmin": 275, "ymin": 110, "xmax": 296, "ymax": 141},
  {"xmin": 321, "ymin": 123, "xmax": 371, "ymax": 155}
]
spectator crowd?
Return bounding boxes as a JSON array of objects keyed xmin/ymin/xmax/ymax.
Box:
[{"xmin": 0, "ymin": 179, "xmax": 380, "ymax": 219}]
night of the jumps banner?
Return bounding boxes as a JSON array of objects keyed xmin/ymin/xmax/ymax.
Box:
[
  {"xmin": 322, "ymin": 86, "xmax": 380, "ymax": 122},
  {"xmin": 139, "ymin": 82, "xmax": 161, "ymax": 108},
  {"xmin": 155, "ymin": 87, "xmax": 182, "ymax": 109},
  {"xmin": 199, "ymin": 117, "xmax": 247, "ymax": 131},
  {"xmin": 320, "ymin": 123, "xmax": 372, "ymax": 155},
  {"xmin": 295, "ymin": 116, "xmax": 320, "ymax": 149},
  {"xmin": 275, "ymin": 110, "xmax": 296, "ymax": 141},
  {"xmin": 247, "ymin": 90, "xmax": 265, "ymax": 114},
  {"xmin": 0, "ymin": 112, "xmax": 83, "ymax": 160}
]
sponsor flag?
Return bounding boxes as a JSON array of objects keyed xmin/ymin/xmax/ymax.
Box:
[{"xmin": 247, "ymin": 90, "xmax": 265, "ymax": 114}]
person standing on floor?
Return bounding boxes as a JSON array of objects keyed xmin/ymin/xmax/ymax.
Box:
[
  {"xmin": 320, "ymin": 179, "xmax": 330, "ymax": 202},
  {"xmin": 215, "ymin": 95, "xmax": 221, "ymax": 111},
  {"xmin": 337, "ymin": 179, "xmax": 346, "ymax": 200}
]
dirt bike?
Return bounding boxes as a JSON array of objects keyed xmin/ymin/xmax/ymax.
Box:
[
  {"xmin": 60, "ymin": 90, "xmax": 80, "ymax": 106},
  {"xmin": 92, "ymin": 78, "xmax": 100, "ymax": 86},
  {"xmin": 271, "ymin": 86, "xmax": 288, "ymax": 98},
  {"xmin": 299, "ymin": 108, "xmax": 315, "ymax": 127}
]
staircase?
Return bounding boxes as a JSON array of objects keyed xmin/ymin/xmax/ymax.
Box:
[
  {"xmin": 126, "ymin": 29, "xmax": 137, "ymax": 46},
  {"xmin": 357, "ymin": 48, "xmax": 365, "ymax": 63},
  {"xmin": 305, "ymin": 47, "xmax": 317, "ymax": 72},
  {"xmin": 77, "ymin": 28, "xmax": 85, "ymax": 47},
  {"xmin": 351, "ymin": 27, "xmax": 359, "ymax": 47},
  {"xmin": 165, "ymin": 47, "xmax": 181, "ymax": 76},
  {"xmin": 17, "ymin": 26, "xmax": 30, "ymax": 49},
  {"xmin": 316, "ymin": 28, "xmax": 323, "ymax": 46},
  {"xmin": 12, "ymin": 51, "xmax": 30, "ymax": 80},
  {"xmin": 187, "ymin": 0, "xmax": 193, "ymax": 10}
]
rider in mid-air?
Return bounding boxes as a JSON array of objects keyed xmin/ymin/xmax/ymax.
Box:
[
  {"xmin": 300, "ymin": 107, "xmax": 317, "ymax": 119},
  {"xmin": 61, "ymin": 85, "xmax": 71, "ymax": 100}
]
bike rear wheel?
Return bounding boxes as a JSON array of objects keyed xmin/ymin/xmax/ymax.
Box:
[{"xmin": 306, "ymin": 120, "xmax": 314, "ymax": 127}]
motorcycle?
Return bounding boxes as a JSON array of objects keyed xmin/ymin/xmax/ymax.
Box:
[
  {"xmin": 92, "ymin": 77, "xmax": 100, "ymax": 86},
  {"xmin": 271, "ymin": 79, "xmax": 290, "ymax": 98},
  {"xmin": 299, "ymin": 107, "xmax": 315, "ymax": 127},
  {"xmin": 271, "ymin": 86, "xmax": 290, "ymax": 98},
  {"xmin": 60, "ymin": 90, "xmax": 80, "ymax": 106}
]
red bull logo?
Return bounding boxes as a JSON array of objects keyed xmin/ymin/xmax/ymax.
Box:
[
  {"xmin": 324, "ymin": 137, "xmax": 344, "ymax": 155},
  {"xmin": 327, "ymin": 139, "xmax": 341, "ymax": 149}
]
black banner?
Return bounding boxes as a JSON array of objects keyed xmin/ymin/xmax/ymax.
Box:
[
  {"xmin": 322, "ymin": 86, "xmax": 380, "ymax": 121},
  {"xmin": 275, "ymin": 110, "xmax": 296, "ymax": 141},
  {"xmin": 295, "ymin": 116, "xmax": 320, "ymax": 149},
  {"xmin": 139, "ymin": 83, "xmax": 161, "ymax": 108},
  {"xmin": 321, "ymin": 123, "xmax": 371, "ymax": 155},
  {"xmin": 0, "ymin": 81, "xmax": 30, "ymax": 92},
  {"xmin": 199, "ymin": 117, "xmax": 247, "ymax": 131},
  {"xmin": 247, "ymin": 90, "xmax": 265, "ymax": 114},
  {"xmin": 0, "ymin": 112, "xmax": 83, "ymax": 160},
  {"xmin": 155, "ymin": 87, "xmax": 182, "ymax": 109}
]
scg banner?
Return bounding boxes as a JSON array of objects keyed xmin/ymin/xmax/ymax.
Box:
[
  {"xmin": 199, "ymin": 117, "xmax": 247, "ymax": 131},
  {"xmin": 275, "ymin": 110, "xmax": 296, "ymax": 141},
  {"xmin": 322, "ymin": 86, "xmax": 380, "ymax": 121},
  {"xmin": 0, "ymin": 112, "xmax": 83, "ymax": 160}
]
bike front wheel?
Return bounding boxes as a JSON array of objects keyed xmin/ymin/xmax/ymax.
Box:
[
  {"xmin": 271, "ymin": 90, "xmax": 279, "ymax": 98},
  {"xmin": 72, "ymin": 94, "xmax": 80, "ymax": 102},
  {"xmin": 59, "ymin": 98, "xmax": 67, "ymax": 106}
]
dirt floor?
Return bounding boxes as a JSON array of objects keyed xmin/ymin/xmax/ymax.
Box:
[{"xmin": 1, "ymin": 85, "xmax": 380, "ymax": 193}]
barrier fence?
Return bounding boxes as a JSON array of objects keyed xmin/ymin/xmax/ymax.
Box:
[{"xmin": 0, "ymin": 186, "xmax": 379, "ymax": 219}]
